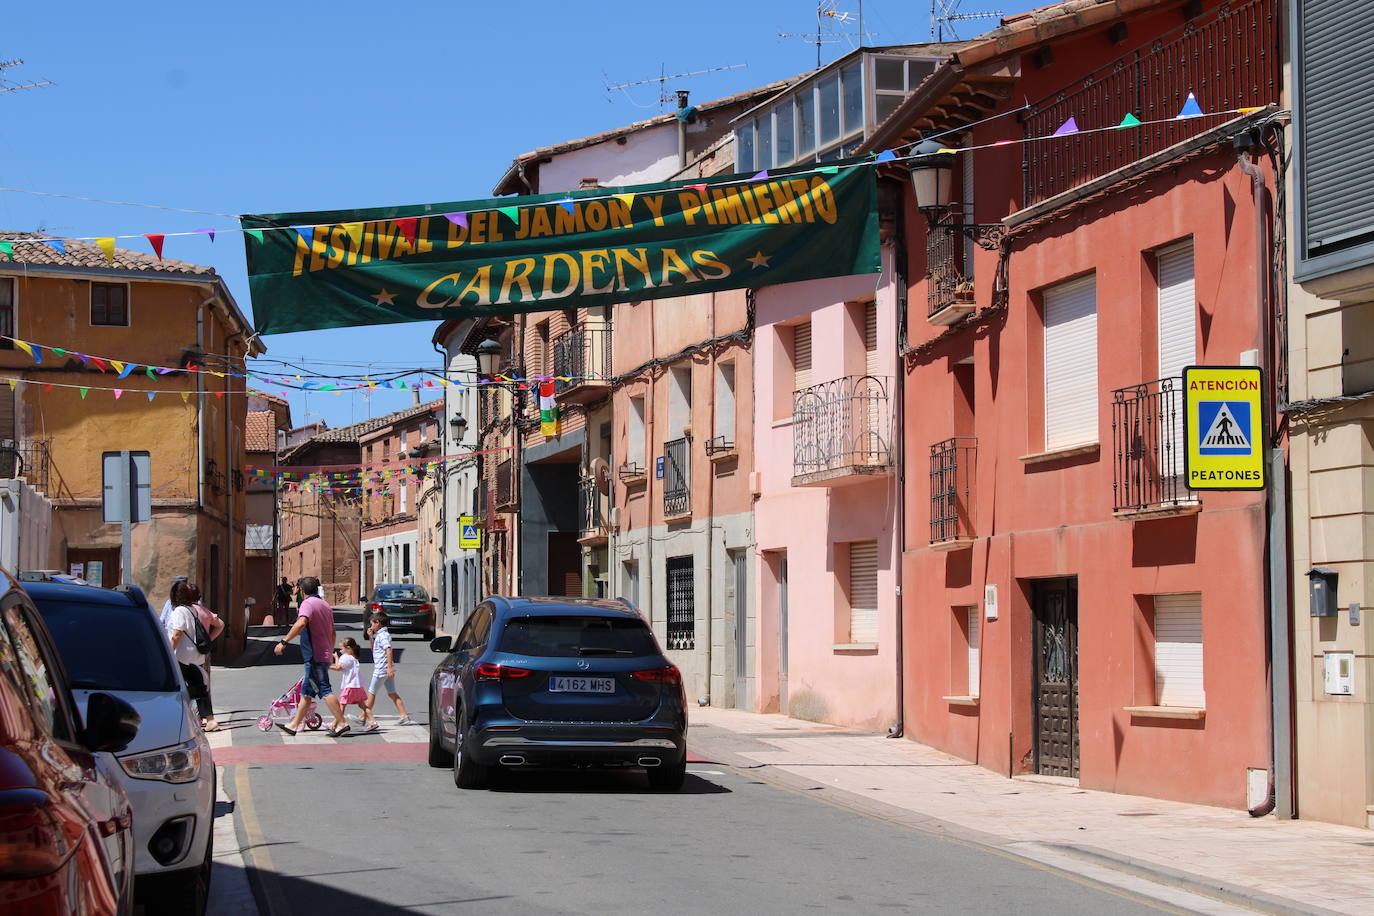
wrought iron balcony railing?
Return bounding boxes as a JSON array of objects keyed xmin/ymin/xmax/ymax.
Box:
[
  {"xmin": 493, "ymin": 456, "xmax": 518, "ymax": 511},
  {"xmin": 927, "ymin": 209, "xmax": 972, "ymax": 321},
  {"xmin": 578, "ymin": 476, "xmax": 609, "ymax": 536},
  {"xmin": 552, "ymin": 323, "xmax": 612, "ymax": 402},
  {"xmin": 1022, "ymin": 0, "xmax": 1279, "ymax": 207},
  {"xmin": 663, "ymin": 437, "xmax": 690, "ymax": 516},
  {"xmin": 1111, "ymin": 377, "xmax": 1198, "ymax": 517},
  {"xmin": 0, "ymin": 439, "xmax": 51, "ymax": 493},
  {"xmin": 930, "ymin": 437, "xmax": 976, "ymax": 547},
  {"xmin": 792, "ymin": 376, "xmax": 892, "ymax": 483}
]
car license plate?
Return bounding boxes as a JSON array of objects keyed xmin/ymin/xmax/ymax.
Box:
[{"xmin": 548, "ymin": 676, "xmax": 614, "ymax": 694}]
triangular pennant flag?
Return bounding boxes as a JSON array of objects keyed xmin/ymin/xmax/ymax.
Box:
[
  {"xmin": 444, "ymin": 212, "xmax": 468, "ymax": 228},
  {"xmin": 686, "ymin": 183, "xmax": 708, "ymax": 195},
  {"xmin": 395, "ymin": 217, "xmax": 419, "ymax": 245},
  {"xmin": 12, "ymin": 340, "xmax": 34, "ymax": 360},
  {"xmin": 750, "ymin": 170, "xmax": 769, "ymax": 181},
  {"xmin": 342, "ymin": 221, "xmax": 365, "ymax": 249},
  {"xmin": 109, "ymin": 360, "xmax": 126, "ymax": 375},
  {"xmin": 43, "ymin": 384, "xmax": 51, "ymax": 392},
  {"xmin": 294, "ymin": 226, "xmax": 314, "ymax": 244},
  {"xmin": 874, "ymin": 149, "xmax": 897, "ymax": 163},
  {"xmin": 1238, "ymin": 106, "xmax": 1263, "ymax": 114},
  {"xmin": 1175, "ymin": 92, "xmax": 1204, "ymax": 119},
  {"xmin": 1116, "ymin": 113, "xmax": 1142, "ymax": 129},
  {"xmin": 42, "ymin": 239, "xmax": 66, "ymax": 256},
  {"xmin": 612, "ymin": 193, "xmax": 635, "ymax": 210},
  {"xmin": 80, "ymin": 387, "xmax": 89, "ymax": 399},
  {"xmin": 96, "ymin": 237, "xmax": 116, "ymax": 263},
  {"xmin": 496, "ymin": 206, "xmax": 520, "ymax": 224},
  {"xmin": 214, "ymin": 391, "xmax": 224, "ymax": 399},
  {"xmin": 113, "ymin": 389, "xmax": 123, "ymax": 400},
  {"xmin": 156, "ymin": 367, "xmax": 173, "ymax": 375},
  {"xmin": 89, "ymin": 356, "xmax": 107, "ymax": 372},
  {"xmin": 5, "ymin": 379, "xmax": 13, "ymax": 391},
  {"xmin": 554, "ymin": 198, "xmax": 576, "ymax": 213},
  {"xmin": 181, "ymin": 392, "xmax": 190, "ymax": 404},
  {"xmin": 0, "ymin": 241, "xmax": 11, "ymax": 259},
  {"xmin": 245, "ymin": 229, "xmax": 265, "ymax": 243},
  {"xmin": 817, "ymin": 166, "xmax": 840, "ymax": 174},
  {"xmin": 196, "ymin": 228, "xmax": 216, "ymax": 242},
  {"xmin": 117, "ymin": 362, "xmax": 137, "ymax": 379},
  {"xmin": 145, "ymin": 366, "xmax": 157, "ymax": 379},
  {"xmin": 1052, "ymin": 117, "xmax": 1079, "ymax": 136},
  {"xmin": 52, "ymin": 348, "xmax": 66, "ymax": 357},
  {"xmin": 144, "ymin": 234, "xmax": 165, "ymax": 259},
  {"xmin": 147, "ymin": 391, "xmax": 156, "ymax": 401}
]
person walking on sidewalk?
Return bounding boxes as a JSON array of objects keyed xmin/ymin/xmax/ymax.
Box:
[
  {"xmin": 166, "ymin": 581, "xmax": 214, "ymax": 728},
  {"xmin": 361, "ymin": 613, "xmax": 412, "ymax": 731},
  {"xmin": 272, "ymin": 576, "xmax": 349, "ymax": 737}
]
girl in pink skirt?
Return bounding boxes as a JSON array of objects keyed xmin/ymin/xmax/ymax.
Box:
[{"xmin": 332, "ymin": 638, "xmax": 368, "ymax": 716}]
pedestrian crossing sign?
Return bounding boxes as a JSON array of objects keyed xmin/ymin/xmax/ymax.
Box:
[
  {"xmin": 1183, "ymin": 365, "xmax": 1265, "ymax": 491},
  {"xmin": 459, "ymin": 515, "xmax": 482, "ymax": 549}
]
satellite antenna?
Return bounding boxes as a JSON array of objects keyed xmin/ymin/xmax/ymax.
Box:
[
  {"xmin": 930, "ymin": 0, "xmax": 1003, "ymax": 42},
  {"xmin": 779, "ymin": 1, "xmax": 879, "ymax": 68},
  {"xmin": 0, "ymin": 59, "xmax": 53, "ymax": 94},
  {"xmin": 605, "ymin": 63, "xmax": 748, "ymax": 112}
]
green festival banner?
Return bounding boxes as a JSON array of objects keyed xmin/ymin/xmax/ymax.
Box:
[{"xmin": 241, "ymin": 162, "xmax": 879, "ymax": 334}]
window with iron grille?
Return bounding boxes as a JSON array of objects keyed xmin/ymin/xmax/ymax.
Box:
[
  {"xmin": 0, "ymin": 277, "xmax": 14, "ymax": 349},
  {"xmin": 91, "ymin": 282, "xmax": 129, "ymax": 326},
  {"xmin": 666, "ymin": 556, "xmax": 695, "ymax": 651}
]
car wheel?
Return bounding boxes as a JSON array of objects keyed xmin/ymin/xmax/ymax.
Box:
[
  {"xmin": 647, "ymin": 756, "xmax": 687, "ymax": 792},
  {"xmin": 427, "ymin": 691, "xmax": 453, "ymax": 768},
  {"xmin": 453, "ymin": 728, "xmax": 488, "ymax": 789}
]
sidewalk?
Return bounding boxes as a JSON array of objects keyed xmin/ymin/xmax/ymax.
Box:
[{"xmin": 689, "ymin": 707, "xmax": 1374, "ymax": 916}]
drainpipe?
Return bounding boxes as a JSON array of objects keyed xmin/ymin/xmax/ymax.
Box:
[
  {"xmin": 702, "ymin": 296, "xmax": 717, "ymax": 707},
  {"xmin": 887, "ymin": 240, "xmax": 907, "ymax": 739},
  {"xmin": 226, "ymin": 325, "xmax": 247, "ymax": 648},
  {"xmin": 676, "ymin": 90, "xmax": 690, "ymax": 169},
  {"xmin": 433, "ymin": 339, "xmax": 449, "ymax": 626},
  {"xmin": 194, "ymin": 296, "xmax": 213, "ymax": 510},
  {"xmin": 1237, "ymin": 132, "xmax": 1290, "ymax": 819}
]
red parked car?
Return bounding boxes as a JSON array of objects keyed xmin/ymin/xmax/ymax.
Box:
[{"xmin": 0, "ymin": 571, "xmax": 141, "ymax": 914}]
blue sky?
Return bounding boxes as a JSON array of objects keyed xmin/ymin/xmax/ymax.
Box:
[{"xmin": 1, "ymin": 1, "xmax": 1006, "ymax": 428}]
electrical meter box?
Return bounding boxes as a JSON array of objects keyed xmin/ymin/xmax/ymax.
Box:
[
  {"xmin": 1308, "ymin": 567, "xmax": 1339, "ymax": 618},
  {"xmin": 1324, "ymin": 652, "xmax": 1355, "ymax": 696}
]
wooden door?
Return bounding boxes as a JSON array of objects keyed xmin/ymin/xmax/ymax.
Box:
[{"xmin": 1033, "ymin": 578, "xmax": 1079, "ymax": 778}]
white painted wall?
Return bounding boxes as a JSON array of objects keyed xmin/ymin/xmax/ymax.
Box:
[
  {"xmin": 537, "ymin": 123, "xmax": 682, "ymax": 192},
  {"xmin": 0, "ymin": 479, "xmax": 53, "ymax": 574}
]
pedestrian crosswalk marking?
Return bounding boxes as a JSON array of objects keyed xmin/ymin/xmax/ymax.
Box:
[{"xmin": 1197, "ymin": 401, "xmax": 1252, "ymax": 455}]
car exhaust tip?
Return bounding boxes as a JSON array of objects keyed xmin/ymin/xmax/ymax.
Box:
[
  {"xmin": 638, "ymin": 757, "xmax": 661, "ymax": 768},
  {"xmin": 498, "ymin": 755, "xmax": 526, "ymax": 766}
]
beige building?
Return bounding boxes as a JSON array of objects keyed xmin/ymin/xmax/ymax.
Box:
[{"xmin": 1288, "ymin": 0, "xmax": 1374, "ymax": 828}]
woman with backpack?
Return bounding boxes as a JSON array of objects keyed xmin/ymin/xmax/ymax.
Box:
[{"xmin": 166, "ymin": 581, "xmax": 223, "ymax": 731}]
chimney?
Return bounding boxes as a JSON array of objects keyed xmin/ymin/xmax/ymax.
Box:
[
  {"xmin": 578, "ymin": 177, "xmax": 601, "ymax": 190},
  {"xmin": 412, "ymin": 388, "xmax": 421, "ymax": 407}
]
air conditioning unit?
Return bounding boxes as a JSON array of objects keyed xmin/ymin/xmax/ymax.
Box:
[{"xmin": 608, "ymin": 507, "xmax": 621, "ymax": 527}]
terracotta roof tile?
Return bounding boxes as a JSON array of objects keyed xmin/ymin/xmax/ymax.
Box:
[
  {"xmin": 0, "ymin": 231, "xmax": 218, "ymax": 277},
  {"xmin": 246, "ymin": 411, "xmax": 277, "ymax": 453},
  {"xmin": 280, "ymin": 399, "xmax": 443, "ymax": 462}
]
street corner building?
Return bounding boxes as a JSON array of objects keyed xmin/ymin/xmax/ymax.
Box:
[
  {"xmin": 0, "ymin": 231, "xmax": 264, "ymax": 648},
  {"xmin": 865, "ymin": 0, "xmax": 1281, "ymax": 809}
]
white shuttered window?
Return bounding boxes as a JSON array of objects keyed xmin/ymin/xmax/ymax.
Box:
[
  {"xmin": 1043, "ymin": 275, "xmax": 1098, "ymax": 450},
  {"xmin": 864, "ymin": 303, "xmax": 879, "ymax": 376},
  {"xmin": 1157, "ymin": 241, "xmax": 1196, "ymax": 380},
  {"xmin": 1154, "ymin": 593, "xmax": 1204, "ymax": 707},
  {"xmin": 793, "ymin": 322, "xmax": 813, "ymax": 392},
  {"xmin": 848, "ymin": 540, "xmax": 879, "ymax": 645},
  {"xmin": 967, "ymin": 606, "xmax": 981, "ymax": 696}
]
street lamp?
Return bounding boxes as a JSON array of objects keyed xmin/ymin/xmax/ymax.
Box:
[
  {"xmin": 449, "ymin": 414, "xmax": 468, "ymax": 441},
  {"xmin": 475, "ymin": 337, "xmax": 502, "ymax": 380},
  {"xmin": 907, "ymin": 138, "xmax": 1006, "ymax": 251}
]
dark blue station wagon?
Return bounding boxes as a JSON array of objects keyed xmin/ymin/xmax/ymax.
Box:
[{"xmin": 426, "ymin": 597, "xmax": 688, "ymax": 790}]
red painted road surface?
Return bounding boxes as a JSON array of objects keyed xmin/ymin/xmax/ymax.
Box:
[{"xmin": 213, "ymin": 743, "xmax": 711, "ymax": 766}]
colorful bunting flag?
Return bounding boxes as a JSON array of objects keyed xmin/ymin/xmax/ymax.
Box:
[
  {"xmin": 1175, "ymin": 92, "xmax": 1204, "ymax": 119},
  {"xmin": 1052, "ymin": 117, "xmax": 1079, "ymax": 136},
  {"xmin": 555, "ymin": 198, "xmax": 576, "ymax": 214},
  {"xmin": 181, "ymin": 392, "xmax": 190, "ymax": 404},
  {"xmin": 1117, "ymin": 113, "xmax": 1142, "ymax": 128},
  {"xmin": 396, "ymin": 217, "xmax": 419, "ymax": 245},
  {"xmin": 196, "ymin": 228, "xmax": 216, "ymax": 242},
  {"xmin": 147, "ymin": 391, "xmax": 156, "ymax": 401},
  {"xmin": 80, "ymin": 387, "xmax": 89, "ymax": 399},
  {"xmin": 113, "ymin": 389, "xmax": 123, "ymax": 400},
  {"xmin": 342, "ymin": 222, "xmax": 365, "ymax": 249},
  {"xmin": 874, "ymin": 149, "xmax": 897, "ymax": 163},
  {"xmin": 245, "ymin": 229, "xmax": 265, "ymax": 243},
  {"xmin": 109, "ymin": 360, "xmax": 125, "ymax": 375},
  {"xmin": 612, "ymin": 193, "xmax": 635, "ymax": 210},
  {"xmin": 144, "ymin": 234, "xmax": 165, "ymax": 259},
  {"xmin": 750, "ymin": 170, "xmax": 769, "ymax": 182},
  {"xmin": 0, "ymin": 241, "xmax": 11, "ymax": 259},
  {"xmin": 539, "ymin": 381, "xmax": 559, "ymax": 437},
  {"xmin": 12, "ymin": 340, "xmax": 34, "ymax": 360},
  {"xmin": 117, "ymin": 362, "xmax": 137, "ymax": 379},
  {"xmin": 686, "ymin": 183, "xmax": 708, "ymax": 195},
  {"xmin": 497, "ymin": 206, "xmax": 520, "ymax": 224},
  {"xmin": 818, "ymin": 166, "xmax": 840, "ymax": 174},
  {"xmin": 42, "ymin": 239, "xmax": 66, "ymax": 256},
  {"xmin": 444, "ymin": 212, "xmax": 468, "ymax": 229},
  {"xmin": 294, "ymin": 226, "xmax": 314, "ymax": 244},
  {"xmin": 97, "ymin": 237, "xmax": 116, "ymax": 263}
]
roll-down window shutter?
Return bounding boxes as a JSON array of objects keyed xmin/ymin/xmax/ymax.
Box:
[
  {"xmin": 864, "ymin": 304, "xmax": 879, "ymax": 377},
  {"xmin": 1043, "ymin": 275, "xmax": 1098, "ymax": 450},
  {"xmin": 848, "ymin": 540, "xmax": 879, "ymax": 645},
  {"xmin": 967, "ymin": 606, "xmax": 980, "ymax": 697},
  {"xmin": 793, "ymin": 322, "xmax": 813, "ymax": 392},
  {"xmin": 1154, "ymin": 593, "xmax": 1204, "ymax": 708}
]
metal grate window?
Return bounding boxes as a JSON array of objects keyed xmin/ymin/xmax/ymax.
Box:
[
  {"xmin": 663, "ymin": 436, "xmax": 690, "ymax": 516},
  {"xmin": 666, "ymin": 556, "xmax": 695, "ymax": 651}
]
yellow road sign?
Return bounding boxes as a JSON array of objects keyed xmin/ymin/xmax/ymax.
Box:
[
  {"xmin": 1183, "ymin": 365, "xmax": 1264, "ymax": 491},
  {"xmin": 458, "ymin": 515, "xmax": 482, "ymax": 549}
]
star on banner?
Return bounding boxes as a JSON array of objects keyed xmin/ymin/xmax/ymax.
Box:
[
  {"xmin": 746, "ymin": 251, "xmax": 771, "ymax": 269},
  {"xmin": 372, "ymin": 289, "xmax": 396, "ymax": 306}
]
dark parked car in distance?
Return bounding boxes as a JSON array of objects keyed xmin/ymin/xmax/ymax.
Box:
[
  {"xmin": 427, "ymin": 596, "xmax": 688, "ymax": 791},
  {"xmin": 365, "ymin": 584, "xmax": 435, "ymax": 640},
  {"xmin": 0, "ymin": 568, "xmax": 141, "ymax": 915}
]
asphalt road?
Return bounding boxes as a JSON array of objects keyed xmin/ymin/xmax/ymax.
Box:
[{"xmin": 206, "ymin": 610, "xmax": 1173, "ymax": 915}]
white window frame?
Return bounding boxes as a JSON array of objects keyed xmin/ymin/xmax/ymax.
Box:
[{"xmin": 627, "ymin": 396, "xmax": 646, "ymax": 469}]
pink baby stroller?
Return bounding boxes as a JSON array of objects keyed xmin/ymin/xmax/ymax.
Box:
[{"xmin": 256, "ymin": 676, "xmax": 324, "ymax": 731}]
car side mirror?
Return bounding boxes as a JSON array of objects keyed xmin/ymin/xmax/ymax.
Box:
[
  {"xmin": 430, "ymin": 636, "xmax": 453, "ymax": 653},
  {"xmin": 84, "ymin": 692, "xmax": 141, "ymax": 753}
]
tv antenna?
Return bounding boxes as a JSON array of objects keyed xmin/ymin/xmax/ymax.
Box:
[
  {"xmin": 779, "ymin": 1, "xmax": 879, "ymax": 68},
  {"xmin": 604, "ymin": 63, "xmax": 748, "ymax": 112},
  {"xmin": 0, "ymin": 59, "xmax": 54, "ymax": 94},
  {"xmin": 930, "ymin": 0, "xmax": 1003, "ymax": 42}
]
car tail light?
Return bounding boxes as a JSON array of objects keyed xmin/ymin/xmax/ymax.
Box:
[
  {"xmin": 419, "ymin": 604, "xmax": 434, "ymax": 612},
  {"xmin": 630, "ymin": 666, "xmax": 682, "ymax": 684},
  {"xmin": 367, "ymin": 603, "xmax": 382, "ymax": 612},
  {"xmin": 474, "ymin": 662, "xmax": 531, "ymax": 680},
  {"xmin": 0, "ymin": 789, "xmax": 84, "ymax": 877}
]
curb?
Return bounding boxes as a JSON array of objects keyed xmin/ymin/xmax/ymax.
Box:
[{"xmin": 690, "ymin": 726, "xmax": 1341, "ymax": 916}]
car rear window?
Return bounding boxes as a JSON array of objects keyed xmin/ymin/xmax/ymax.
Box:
[
  {"xmin": 32, "ymin": 598, "xmax": 178, "ymax": 692},
  {"xmin": 375, "ymin": 586, "xmax": 427, "ymax": 601},
  {"xmin": 497, "ymin": 615, "xmax": 658, "ymax": 658}
]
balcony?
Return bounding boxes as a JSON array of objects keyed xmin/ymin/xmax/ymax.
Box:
[
  {"xmin": 663, "ymin": 437, "xmax": 690, "ymax": 517},
  {"xmin": 930, "ymin": 437, "xmax": 976, "ymax": 550},
  {"xmin": 792, "ymin": 376, "xmax": 893, "ymax": 487},
  {"xmin": 493, "ymin": 457, "xmax": 518, "ymax": 512},
  {"xmin": 927, "ymin": 209, "xmax": 974, "ymax": 326},
  {"xmin": 1111, "ymin": 377, "xmax": 1199, "ymax": 519},
  {"xmin": 1022, "ymin": 0, "xmax": 1279, "ymax": 207},
  {"xmin": 0, "ymin": 439, "xmax": 51, "ymax": 493},
  {"xmin": 552, "ymin": 323, "xmax": 612, "ymax": 404},
  {"xmin": 577, "ymin": 476, "xmax": 612, "ymax": 546}
]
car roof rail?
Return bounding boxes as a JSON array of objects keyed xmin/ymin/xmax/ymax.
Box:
[
  {"xmin": 18, "ymin": 569, "xmax": 90, "ymax": 585},
  {"xmin": 613, "ymin": 596, "xmax": 640, "ymax": 614}
]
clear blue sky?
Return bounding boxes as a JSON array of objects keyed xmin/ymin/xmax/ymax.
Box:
[{"xmin": 1, "ymin": 1, "xmax": 1006, "ymax": 429}]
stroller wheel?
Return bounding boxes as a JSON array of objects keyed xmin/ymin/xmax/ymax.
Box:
[
  {"xmin": 305, "ymin": 713, "xmax": 323, "ymax": 730},
  {"xmin": 257, "ymin": 715, "xmax": 273, "ymax": 732}
]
